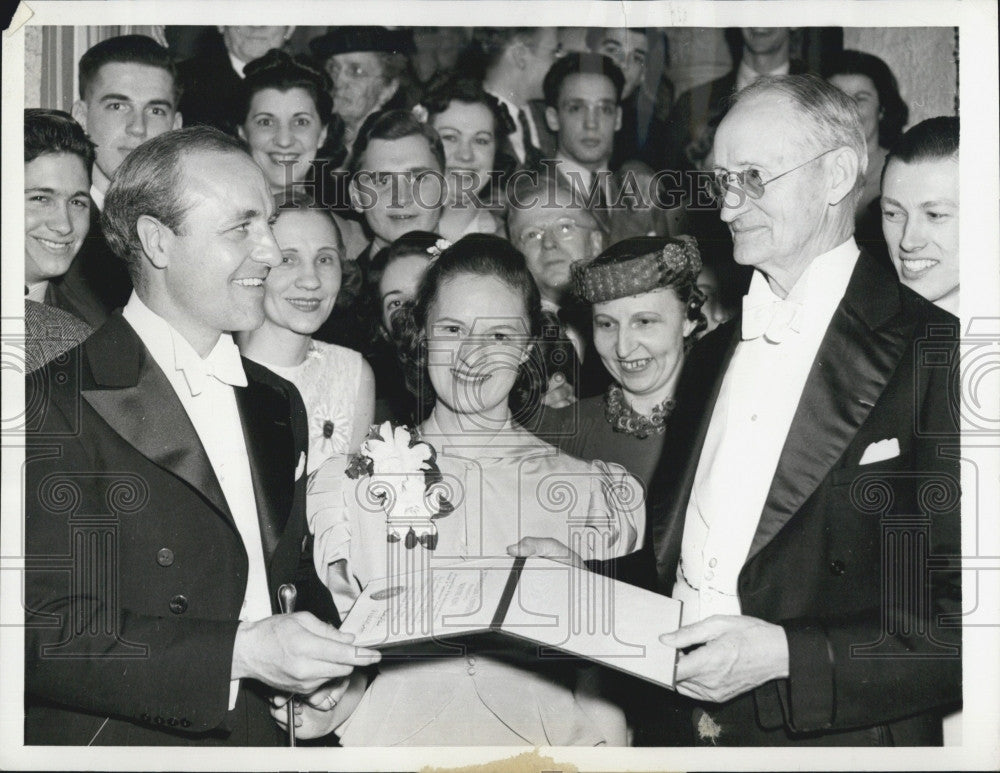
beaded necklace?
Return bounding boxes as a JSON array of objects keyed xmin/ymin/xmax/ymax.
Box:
[{"xmin": 603, "ymin": 384, "xmax": 675, "ymax": 440}]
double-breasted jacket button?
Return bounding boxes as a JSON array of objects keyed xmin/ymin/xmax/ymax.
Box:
[
  {"xmin": 156, "ymin": 548, "xmax": 175, "ymax": 567},
  {"xmin": 829, "ymin": 560, "xmax": 846, "ymax": 576},
  {"xmin": 169, "ymin": 594, "xmax": 189, "ymax": 614}
]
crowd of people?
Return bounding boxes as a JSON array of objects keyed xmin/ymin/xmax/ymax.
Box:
[{"xmin": 23, "ymin": 26, "xmax": 961, "ymax": 749}]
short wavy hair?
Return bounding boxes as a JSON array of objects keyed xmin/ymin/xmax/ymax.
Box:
[
  {"xmin": 24, "ymin": 108, "xmax": 95, "ymax": 169},
  {"xmin": 240, "ymin": 48, "xmax": 334, "ymax": 127},
  {"xmin": 731, "ymin": 74, "xmax": 868, "ymax": 195},
  {"xmin": 394, "ymin": 233, "xmax": 546, "ymax": 423},
  {"xmin": 824, "ymin": 49, "xmax": 909, "ymax": 150},
  {"xmin": 272, "ymin": 188, "xmax": 361, "ymax": 311},
  {"xmin": 347, "ymin": 108, "xmax": 446, "ymax": 179}
]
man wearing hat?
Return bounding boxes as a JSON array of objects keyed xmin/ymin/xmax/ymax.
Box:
[
  {"xmin": 309, "ymin": 27, "xmax": 414, "ymax": 168},
  {"xmin": 178, "ymin": 26, "xmax": 295, "ymax": 134}
]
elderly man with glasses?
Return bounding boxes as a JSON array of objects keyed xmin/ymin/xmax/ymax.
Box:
[{"xmin": 648, "ymin": 74, "xmax": 961, "ymax": 746}]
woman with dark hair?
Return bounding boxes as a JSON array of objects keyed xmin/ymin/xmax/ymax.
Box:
[
  {"xmin": 538, "ymin": 235, "xmax": 705, "ymax": 492},
  {"xmin": 419, "ymin": 74, "xmax": 515, "ymax": 241},
  {"xmin": 363, "ymin": 230, "xmax": 441, "ymax": 424},
  {"xmin": 825, "ymin": 50, "xmax": 909, "ymax": 215},
  {"xmin": 304, "ymin": 234, "xmax": 644, "ymax": 746},
  {"xmin": 236, "ymin": 190, "xmax": 374, "ymax": 471},
  {"xmin": 237, "ymin": 49, "xmax": 334, "ymax": 195}
]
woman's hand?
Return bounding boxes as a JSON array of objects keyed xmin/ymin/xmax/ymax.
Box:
[{"xmin": 507, "ymin": 536, "xmax": 586, "ymax": 571}]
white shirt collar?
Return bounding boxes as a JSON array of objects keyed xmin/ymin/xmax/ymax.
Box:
[
  {"xmin": 25, "ymin": 281, "xmax": 48, "ymax": 303},
  {"xmin": 121, "ymin": 292, "xmax": 247, "ymax": 396},
  {"xmin": 555, "ymin": 154, "xmax": 610, "ymax": 190},
  {"xmin": 228, "ymin": 50, "xmax": 250, "ymax": 78},
  {"xmin": 736, "ymin": 58, "xmax": 790, "ymax": 93},
  {"xmin": 743, "ymin": 238, "xmax": 859, "ymax": 340},
  {"xmin": 89, "ymin": 184, "xmax": 105, "ymax": 212}
]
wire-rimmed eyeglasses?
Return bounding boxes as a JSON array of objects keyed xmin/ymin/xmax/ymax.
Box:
[{"xmin": 710, "ymin": 147, "xmax": 839, "ymax": 203}]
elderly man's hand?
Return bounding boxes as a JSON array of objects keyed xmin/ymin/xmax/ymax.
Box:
[
  {"xmin": 659, "ymin": 615, "xmax": 789, "ymax": 703},
  {"xmin": 541, "ymin": 373, "xmax": 576, "ymax": 409}
]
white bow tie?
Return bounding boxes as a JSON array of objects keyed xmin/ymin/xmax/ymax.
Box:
[
  {"xmin": 741, "ymin": 297, "xmax": 804, "ymax": 343},
  {"xmin": 175, "ymin": 335, "xmax": 248, "ymax": 396}
]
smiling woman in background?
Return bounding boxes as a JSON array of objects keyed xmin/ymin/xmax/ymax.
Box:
[
  {"xmin": 237, "ymin": 191, "xmax": 374, "ymax": 471},
  {"xmin": 238, "ymin": 49, "xmax": 332, "ymax": 195},
  {"xmin": 421, "ymin": 75, "xmax": 514, "ymax": 241}
]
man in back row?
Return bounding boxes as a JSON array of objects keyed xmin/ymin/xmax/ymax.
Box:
[
  {"xmin": 652, "ymin": 74, "xmax": 961, "ymax": 745},
  {"xmin": 25, "ymin": 127, "xmax": 379, "ymax": 745},
  {"xmin": 58, "ymin": 34, "xmax": 182, "ymax": 324}
]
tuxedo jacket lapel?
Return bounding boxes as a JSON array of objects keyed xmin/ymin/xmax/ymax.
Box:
[
  {"xmin": 747, "ymin": 250, "xmax": 911, "ymax": 561},
  {"xmin": 234, "ymin": 369, "xmax": 295, "ymax": 567},
  {"xmin": 80, "ymin": 315, "xmax": 233, "ymax": 525}
]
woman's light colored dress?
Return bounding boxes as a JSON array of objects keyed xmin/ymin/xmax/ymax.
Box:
[{"xmin": 307, "ymin": 416, "xmax": 645, "ymax": 746}]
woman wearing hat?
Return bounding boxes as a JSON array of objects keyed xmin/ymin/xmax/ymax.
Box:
[
  {"xmin": 309, "ymin": 27, "xmax": 416, "ymax": 167},
  {"xmin": 538, "ymin": 235, "xmax": 706, "ymax": 492}
]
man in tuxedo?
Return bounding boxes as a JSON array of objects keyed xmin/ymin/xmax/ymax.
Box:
[
  {"xmin": 477, "ymin": 27, "xmax": 562, "ymax": 167},
  {"xmin": 60, "ymin": 34, "xmax": 184, "ymax": 324},
  {"xmin": 650, "ymin": 75, "xmax": 961, "ymax": 745},
  {"xmin": 24, "ymin": 126, "xmax": 380, "ymax": 745}
]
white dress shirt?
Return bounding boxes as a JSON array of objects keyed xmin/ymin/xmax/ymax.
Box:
[
  {"xmin": 89, "ymin": 184, "xmax": 105, "ymax": 212},
  {"xmin": 674, "ymin": 239, "xmax": 859, "ymax": 624},
  {"xmin": 555, "ymin": 154, "xmax": 612, "ymax": 204},
  {"xmin": 25, "ymin": 282, "xmax": 48, "ymax": 303},
  {"xmin": 735, "ymin": 58, "xmax": 791, "ymax": 93},
  {"xmin": 122, "ymin": 293, "xmax": 272, "ymax": 707},
  {"xmin": 486, "ymin": 90, "xmax": 539, "ymax": 165},
  {"xmin": 227, "ymin": 50, "xmax": 250, "ymax": 78}
]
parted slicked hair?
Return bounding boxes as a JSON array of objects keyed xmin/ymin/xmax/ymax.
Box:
[
  {"xmin": 102, "ymin": 126, "xmax": 249, "ymax": 284},
  {"xmin": 732, "ymin": 73, "xmax": 869, "ymax": 191},
  {"xmin": 347, "ymin": 108, "xmax": 446, "ymax": 179},
  {"xmin": 240, "ymin": 48, "xmax": 334, "ymax": 127},
  {"xmin": 78, "ymin": 34, "xmax": 180, "ymax": 103},
  {"xmin": 542, "ymin": 52, "xmax": 625, "ymax": 108},
  {"xmin": 24, "ymin": 108, "xmax": 96, "ymax": 169},
  {"xmin": 824, "ymin": 49, "xmax": 909, "ymax": 150},
  {"xmin": 394, "ymin": 233, "xmax": 546, "ymax": 421}
]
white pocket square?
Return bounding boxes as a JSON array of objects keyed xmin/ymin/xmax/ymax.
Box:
[
  {"xmin": 859, "ymin": 438, "xmax": 900, "ymax": 465},
  {"xmin": 294, "ymin": 451, "xmax": 306, "ymax": 481}
]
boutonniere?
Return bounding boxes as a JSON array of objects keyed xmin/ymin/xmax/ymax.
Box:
[{"xmin": 345, "ymin": 421, "xmax": 453, "ymax": 549}]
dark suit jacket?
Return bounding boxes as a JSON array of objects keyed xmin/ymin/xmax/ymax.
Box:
[
  {"xmin": 24, "ymin": 314, "xmax": 335, "ymax": 745},
  {"xmin": 649, "ymin": 250, "xmax": 961, "ymax": 745},
  {"xmin": 48, "ymin": 207, "xmax": 127, "ymax": 329},
  {"xmin": 177, "ymin": 40, "xmax": 245, "ymax": 135}
]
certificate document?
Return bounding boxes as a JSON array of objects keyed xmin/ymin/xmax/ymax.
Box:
[{"xmin": 340, "ymin": 556, "xmax": 683, "ymax": 689}]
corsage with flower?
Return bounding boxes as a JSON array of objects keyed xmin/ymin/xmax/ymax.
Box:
[{"xmin": 345, "ymin": 421, "xmax": 453, "ymax": 549}]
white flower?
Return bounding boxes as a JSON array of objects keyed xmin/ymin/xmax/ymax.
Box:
[
  {"xmin": 363, "ymin": 421, "xmax": 432, "ymax": 475},
  {"xmin": 411, "ymin": 103, "xmax": 429, "ymax": 124}
]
